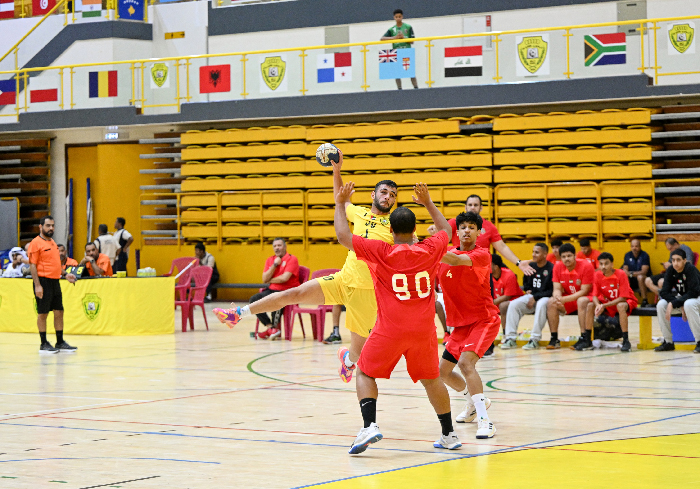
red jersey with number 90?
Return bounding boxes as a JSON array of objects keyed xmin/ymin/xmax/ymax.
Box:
[
  {"xmin": 553, "ymin": 259, "xmax": 595, "ymax": 296},
  {"xmin": 352, "ymin": 231, "xmax": 449, "ymax": 335}
]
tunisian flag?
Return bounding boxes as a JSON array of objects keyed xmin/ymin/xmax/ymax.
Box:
[{"xmin": 33, "ymin": 0, "xmax": 56, "ymax": 16}]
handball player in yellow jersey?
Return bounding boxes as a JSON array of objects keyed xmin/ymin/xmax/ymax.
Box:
[{"xmin": 215, "ymin": 150, "xmax": 397, "ymax": 383}]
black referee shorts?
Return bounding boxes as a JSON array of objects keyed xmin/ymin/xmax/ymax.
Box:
[{"xmin": 35, "ymin": 277, "xmax": 64, "ymax": 315}]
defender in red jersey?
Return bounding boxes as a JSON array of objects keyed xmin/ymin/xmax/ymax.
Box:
[
  {"xmin": 438, "ymin": 212, "xmax": 498, "ymax": 439},
  {"xmin": 491, "ymin": 253, "xmax": 524, "ymax": 331},
  {"xmin": 334, "ymin": 181, "xmax": 462, "ymax": 454},
  {"xmin": 546, "ymin": 243, "xmax": 595, "ymax": 350},
  {"xmin": 579, "ymin": 252, "xmax": 637, "ymax": 352}
]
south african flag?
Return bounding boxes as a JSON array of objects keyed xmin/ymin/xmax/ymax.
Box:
[{"xmin": 584, "ymin": 33, "xmax": 626, "ymax": 66}]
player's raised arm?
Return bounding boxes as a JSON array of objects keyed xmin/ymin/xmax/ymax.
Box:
[
  {"xmin": 413, "ymin": 183, "xmax": 450, "ymax": 236},
  {"xmin": 335, "ymin": 182, "xmax": 356, "ymax": 251},
  {"xmin": 330, "ymin": 149, "xmax": 352, "ymax": 210}
]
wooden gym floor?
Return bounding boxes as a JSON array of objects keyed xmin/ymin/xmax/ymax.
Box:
[{"xmin": 0, "ymin": 304, "xmax": 698, "ymax": 488}]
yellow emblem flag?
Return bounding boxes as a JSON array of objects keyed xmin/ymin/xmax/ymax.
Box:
[
  {"xmin": 668, "ymin": 22, "xmax": 695, "ymax": 55},
  {"xmin": 260, "ymin": 55, "xmax": 288, "ymax": 93},
  {"xmin": 516, "ymin": 35, "xmax": 550, "ymax": 76}
]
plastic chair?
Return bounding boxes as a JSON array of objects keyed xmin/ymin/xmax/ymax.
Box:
[
  {"xmin": 164, "ymin": 257, "xmax": 198, "ymax": 277},
  {"xmin": 184, "ymin": 266, "xmax": 213, "ymax": 332},
  {"xmin": 165, "ymin": 257, "xmax": 199, "ymax": 302},
  {"xmin": 254, "ymin": 266, "xmax": 310, "ymax": 340},
  {"xmin": 290, "ymin": 268, "xmax": 339, "ymax": 342}
]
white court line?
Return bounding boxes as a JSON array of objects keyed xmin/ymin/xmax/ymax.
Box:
[
  {"xmin": 0, "ymin": 393, "xmax": 136, "ymax": 401},
  {"xmin": 0, "ymin": 400, "xmax": 139, "ymax": 420}
]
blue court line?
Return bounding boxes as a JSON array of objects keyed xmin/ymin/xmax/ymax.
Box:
[
  {"xmin": 0, "ymin": 457, "xmax": 219, "ymax": 464},
  {"xmin": 0, "ymin": 422, "xmax": 464, "ymax": 458},
  {"xmin": 289, "ymin": 410, "xmax": 700, "ymax": 488}
]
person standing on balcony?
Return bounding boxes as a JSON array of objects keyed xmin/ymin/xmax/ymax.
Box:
[
  {"xmin": 113, "ymin": 217, "xmax": 133, "ymax": 275},
  {"xmin": 381, "ymin": 9, "xmax": 418, "ymax": 90}
]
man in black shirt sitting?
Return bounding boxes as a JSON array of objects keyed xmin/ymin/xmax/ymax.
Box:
[
  {"xmin": 654, "ymin": 249, "xmax": 700, "ymax": 353},
  {"xmin": 501, "ymin": 243, "xmax": 554, "ymax": 350}
]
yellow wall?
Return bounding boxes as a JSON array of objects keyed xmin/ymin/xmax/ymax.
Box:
[{"xmin": 67, "ymin": 144, "xmax": 156, "ymax": 276}]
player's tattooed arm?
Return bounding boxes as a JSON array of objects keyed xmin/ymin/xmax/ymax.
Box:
[
  {"xmin": 413, "ymin": 183, "xmax": 451, "ymax": 236},
  {"xmin": 330, "ymin": 149, "xmax": 351, "ymax": 210},
  {"xmin": 335, "ymin": 181, "xmax": 356, "ymax": 251},
  {"xmin": 441, "ymin": 251, "xmax": 473, "ymax": 266}
]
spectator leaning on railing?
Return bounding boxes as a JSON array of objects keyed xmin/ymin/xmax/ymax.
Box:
[{"xmin": 380, "ymin": 8, "xmax": 418, "ymax": 90}]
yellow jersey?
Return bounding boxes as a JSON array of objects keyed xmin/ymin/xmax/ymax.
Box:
[{"xmin": 338, "ymin": 203, "xmax": 393, "ymax": 289}]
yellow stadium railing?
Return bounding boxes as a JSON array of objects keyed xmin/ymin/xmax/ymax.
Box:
[{"xmin": 2, "ymin": 14, "xmax": 700, "ymax": 121}]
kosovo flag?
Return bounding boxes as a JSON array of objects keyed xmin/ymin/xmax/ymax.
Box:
[{"xmin": 118, "ymin": 0, "xmax": 144, "ymax": 21}]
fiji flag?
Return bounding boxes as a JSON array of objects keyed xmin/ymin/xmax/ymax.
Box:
[
  {"xmin": 317, "ymin": 52, "xmax": 352, "ymax": 83},
  {"xmin": 0, "ymin": 79, "xmax": 16, "ymax": 105},
  {"xmin": 379, "ymin": 48, "xmax": 415, "ymax": 79}
]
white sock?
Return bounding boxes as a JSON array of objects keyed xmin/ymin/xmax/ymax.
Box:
[
  {"xmin": 344, "ymin": 353, "xmax": 355, "ymax": 368},
  {"xmin": 472, "ymin": 394, "xmax": 488, "ymax": 420},
  {"xmin": 462, "ymin": 389, "xmax": 472, "ymax": 404},
  {"xmin": 239, "ymin": 305, "xmax": 251, "ymax": 317}
]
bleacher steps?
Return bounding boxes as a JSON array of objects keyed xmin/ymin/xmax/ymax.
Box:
[
  {"xmin": 140, "ymin": 199, "xmax": 178, "ymax": 205},
  {"xmin": 141, "ymin": 230, "xmax": 179, "ymax": 236},
  {"xmin": 657, "ymin": 223, "xmax": 700, "ymax": 231},
  {"xmin": 655, "ymin": 186, "xmax": 700, "ymax": 194},
  {"xmin": 656, "ymin": 206, "xmax": 700, "ymax": 211},
  {"xmin": 0, "ymin": 174, "xmax": 21, "ymax": 180},
  {"xmin": 0, "ymin": 160, "xmax": 22, "ymax": 166},
  {"xmin": 652, "ymin": 168, "xmax": 700, "ymax": 176},
  {"xmin": 139, "ymin": 138, "xmax": 181, "ymax": 144},
  {"xmin": 139, "ymin": 153, "xmax": 181, "ymax": 159},
  {"xmin": 139, "ymin": 184, "xmax": 181, "ymax": 190},
  {"xmin": 459, "ymin": 123, "xmax": 493, "ymax": 132},
  {"xmin": 652, "ymin": 130, "xmax": 700, "ymax": 139},
  {"xmin": 652, "ymin": 150, "xmax": 700, "ymax": 158},
  {"xmin": 652, "ymin": 112, "xmax": 700, "ymax": 121},
  {"xmin": 0, "ymin": 188, "xmax": 21, "ymax": 194},
  {"xmin": 0, "ymin": 146, "xmax": 21, "ymax": 152},
  {"xmin": 139, "ymin": 168, "xmax": 181, "ymax": 174}
]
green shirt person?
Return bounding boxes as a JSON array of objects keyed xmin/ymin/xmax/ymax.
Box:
[{"xmin": 380, "ymin": 9, "xmax": 418, "ymax": 89}]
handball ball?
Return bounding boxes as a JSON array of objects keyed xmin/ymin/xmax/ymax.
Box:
[{"xmin": 315, "ymin": 143, "xmax": 340, "ymax": 167}]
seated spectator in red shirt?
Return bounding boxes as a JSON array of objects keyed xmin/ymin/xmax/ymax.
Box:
[
  {"xmin": 252, "ymin": 238, "xmax": 300, "ymax": 340},
  {"xmin": 79, "ymin": 242, "xmax": 113, "ymax": 277},
  {"xmin": 581, "ymin": 252, "xmax": 637, "ymax": 352},
  {"xmin": 576, "ymin": 238, "xmax": 601, "ymax": 269},
  {"xmin": 58, "ymin": 244, "xmax": 78, "ymax": 276},
  {"xmin": 546, "ymin": 239, "xmax": 563, "ymax": 263},
  {"xmin": 546, "ymin": 243, "xmax": 595, "ymax": 350},
  {"xmin": 491, "ymin": 253, "xmax": 524, "ymax": 331}
]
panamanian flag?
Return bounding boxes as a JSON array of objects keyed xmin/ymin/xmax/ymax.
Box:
[
  {"xmin": 584, "ymin": 33, "xmax": 626, "ymax": 66},
  {"xmin": 317, "ymin": 52, "xmax": 352, "ymax": 83},
  {"xmin": 0, "ymin": 79, "xmax": 16, "ymax": 105}
]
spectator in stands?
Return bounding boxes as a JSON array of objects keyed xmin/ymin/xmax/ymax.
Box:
[
  {"xmin": 654, "ymin": 249, "xmax": 700, "ymax": 353},
  {"xmin": 576, "ymin": 238, "xmax": 601, "ymax": 269},
  {"xmin": 501, "ymin": 243, "xmax": 554, "ymax": 350},
  {"xmin": 622, "ymin": 239, "xmax": 651, "ymax": 306},
  {"xmin": 645, "ymin": 237, "xmax": 695, "ymax": 299},
  {"xmin": 583, "ymin": 252, "xmax": 637, "ymax": 352},
  {"xmin": 194, "ymin": 242, "xmax": 220, "ymax": 302},
  {"xmin": 94, "ymin": 224, "xmax": 118, "ymax": 266},
  {"xmin": 2, "ymin": 247, "xmax": 28, "ymax": 278},
  {"xmin": 491, "ymin": 253, "xmax": 523, "ymax": 332},
  {"xmin": 546, "ymin": 239, "xmax": 563, "ymax": 263},
  {"xmin": 79, "ymin": 242, "xmax": 113, "ymax": 277},
  {"xmin": 113, "ymin": 217, "xmax": 134, "ymax": 274},
  {"xmin": 546, "ymin": 243, "xmax": 595, "ymax": 349},
  {"xmin": 251, "ymin": 238, "xmax": 300, "ymax": 340},
  {"xmin": 57, "ymin": 244, "xmax": 78, "ymax": 276},
  {"xmin": 380, "ymin": 9, "xmax": 418, "ymax": 90}
]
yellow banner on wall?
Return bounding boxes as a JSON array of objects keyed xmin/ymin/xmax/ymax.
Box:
[{"xmin": 0, "ymin": 277, "xmax": 175, "ymax": 335}]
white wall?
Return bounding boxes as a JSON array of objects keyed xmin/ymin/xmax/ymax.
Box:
[{"xmin": 0, "ymin": 16, "xmax": 66, "ymax": 73}]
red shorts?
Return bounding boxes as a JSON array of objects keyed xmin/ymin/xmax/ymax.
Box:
[
  {"xmin": 603, "ymin": 299, "xmax": 637, "ymax": 317},
  {"xmin": 358, "ymin": 329, "xmax": 439, "ymax": 383},
  {"xmin": 445, "ymin": 315, "xmax": 501, "ymax": 360}
]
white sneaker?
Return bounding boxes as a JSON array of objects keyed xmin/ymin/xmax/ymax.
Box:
[
  {"xmin": 476, "ymin": 418, "xmax": 496, "ymax": 439},
  {"xmin": 433, "ymin": 431, "xmax": 462, "ymax": 450},
  {"xmin": 522, "ymin": 338, "xmax": 539, "ymax": 350},
  {"xmin": 500, "ymin": 338, "xmax": 517, "ymax": 349},
  {"xmin": 348, "ymin": 423, "xmax": 383, "ymax": 454},
  {"xmin": 456, "ymin": 397, "xmax": 491, "ymax": 423}
]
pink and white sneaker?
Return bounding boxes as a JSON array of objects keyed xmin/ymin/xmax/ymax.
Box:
[
  {"xmin": 213, "ymin": 305, "xmax": 242, "ymax": 328},
  {"xmin": 337, "ymin": 347, "xmax": 356, "ymax": 383}
]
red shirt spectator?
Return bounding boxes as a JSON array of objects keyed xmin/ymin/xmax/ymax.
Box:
[
  {"xmin": 593, "ymin": 268, "xmax": 637, "ymax": 317},
  {"xmin": 576, "ymin": 238, "xmax": 600, "ymax": 269},
  {"xmin": 553, "ymin": 259, "xmax": 595, "ymax": 297},
  {"xmin": 264, "ymin": 253, "xmax": 300, "ymax": 291},
  {"xmin": 448, "ymin": 217, "xmax": 501, "ymax": 250},
  {"xmin": 492, "ymin": 267, "xmax": 524, "ymax": 300}
]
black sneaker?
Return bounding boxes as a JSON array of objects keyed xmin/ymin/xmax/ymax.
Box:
[
  {"xmin": 641, "ymin": 299, "xmax": 649, "ymax": 307},
  {"xmin": 546, "ymin": 338, "xmax": 561, "ymax": 350},
  {"xmin": 621, "ymin": 339, "xmax": 631, "ymax": 352},
  {"xmin": 654, "ymin": 341, "xmax": 675, "ymax": 352},
  {"xmin": 39, "ymin": 342, "xmax": 58, "ymax": 354},
  {"xmin": 694, "ymin": 341, "xmax": 700, "ymax": 354},
  {"xmin": 573, "ymin": 337, "xmax": 594, "ymax": 351},
  {"xmin": 570, "ymin": 337, "xmax": 585, "ymax": 350},
  {"xmin": 55, "ymin": 341, "xmax": 77, "ymax": 353},
  {"xmin": 323, "ymin": 333, "xmax": 342, "ymax": 345},
  {"xmin": 483, "ymin": 343, "xmax": 495, "ymax": 356}
]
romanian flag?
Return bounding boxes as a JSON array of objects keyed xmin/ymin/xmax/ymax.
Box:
[{"xmin": 88, "ymin": 70, "xmax": 117, "ymax": 98}]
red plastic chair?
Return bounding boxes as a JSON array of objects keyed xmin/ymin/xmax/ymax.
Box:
[
  {"xmin": 254, "ymin": 266, "xmax": 310, "ymax": 341},
  {"xmin": 165, "ymin": 257, "xmax": 199, "ymax": 302},
  {"xmin": 290, "ymin": 268, "xmax": 339, "ymax": 342},
  {"xmin": 176, "ymin": 266, "xmax": 213, "ymax": 332},
  {"xmin": 164, "ymin": 257, "xmax": 198, "ymax": 277}
]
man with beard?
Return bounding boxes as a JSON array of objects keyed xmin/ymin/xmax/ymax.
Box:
[
  {"xmin": 27, "ymin": 216, "xmax": 78, "ymax": 354},
  {"xmin": 215, "ymin": 150, "xmax": 397, "ymax": 383}
]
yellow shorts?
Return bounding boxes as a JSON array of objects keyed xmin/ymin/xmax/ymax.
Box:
[{"xmin": 317, "ymin": 272, "xmax": 377, "ymax": 338}]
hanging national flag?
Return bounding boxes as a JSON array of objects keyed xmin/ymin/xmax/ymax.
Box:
[
  {"xmin": 88, "ymin": 71, "xmax": 118, "ymax": 98},
  {"xmin": 0, "ymin": 79, "xmax": 16, "ymax": 105},
  {"xmin": 30, "ymin": 76, "xmax": 59, "ymax": 103},
  {"xmin": 444, "ymin": 46, "xmax": 483, "ymax": 77},
  {"xmin": 200, "ymin": 64, "xmax": 230, "ymax": 93},
  {"xmin": 0, "ymin": 0, "xmax": 14, "ymax": 19},
  {"xmin": 32, "ymin": 0, "xmax": 56, "ymax": 16},
  {"xmin": 317, "ymin": 52, "xmax": 352, "ymax": 83},
  {"xmin": 79, "ymin": 0, "xmax": 102, "ymax": 17},
  {"xmin": 584, "ymin": 33, "xmax": 626, "ymax": 66},
  {"xmin": 379, "ymin": 47, "xmax": 415, "ymax": 79}
]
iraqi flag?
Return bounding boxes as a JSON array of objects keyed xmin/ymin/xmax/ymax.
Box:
[
  {"xmin": 0, "ymin": 0, "xmax": 14, "ymax": 19},
  {"xmin": 200, "ymin": 64, "xmax": 231, "ymax": 93},
  {"xmin": 317, "ymin": 52, "xmax": 352, "ymax": 83},
  {"xmin": 444, "ymin": 46, "xmax": 483, "ymax": 77},
  {"xmin": 584, "ymin": 33, "xmax": 626, "ymax": 66},
  {"xmin": 0, "ymin": 79, "xmax": 16, "ymax": 105},
  {"xmin": 30, "ymin": 76, "xmax": 59, "ymax": 103}
]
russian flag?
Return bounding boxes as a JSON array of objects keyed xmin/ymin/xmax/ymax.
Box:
[
  {"xmin": 317, "ymin": 52, "xmax": 352, "ymax": 83},
  {"xmin": 0, "ymin": 79, "xmax": 16, "ymax": 106}
]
